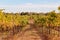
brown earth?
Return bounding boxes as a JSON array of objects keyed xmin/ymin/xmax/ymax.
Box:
[{"xmin": 0, "ymin": 25, "xmax": 60, "ymax": 40}]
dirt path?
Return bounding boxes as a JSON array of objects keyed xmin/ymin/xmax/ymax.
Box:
[{"xmin": 14, "ymin": 28, "xmax": 42, "ymax": 40}]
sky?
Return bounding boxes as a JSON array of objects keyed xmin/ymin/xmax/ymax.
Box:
[{"xmin": 0, "ymin": 0, "xmax": 60, "ymax": 13}]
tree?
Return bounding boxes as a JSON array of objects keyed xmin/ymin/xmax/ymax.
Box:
[{"xmin": 58, "ymin": 6, "xmax": 60, "ymax": 13}]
